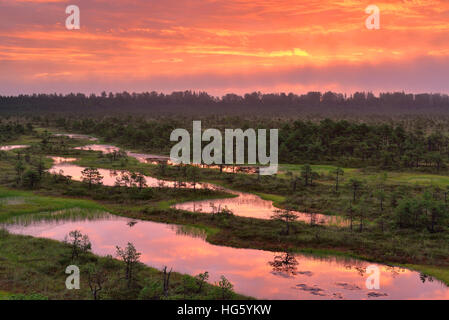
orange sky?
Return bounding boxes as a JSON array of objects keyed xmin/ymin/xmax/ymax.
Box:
[{"xmin": 1, "ymin": 0, "xmax": 449, "ymax": 95}]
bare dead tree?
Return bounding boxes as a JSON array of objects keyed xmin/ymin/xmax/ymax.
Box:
[
  {"xmin": 86, "ymin": 264, "xmax": 107, "ymax": 300},
  {"xmin": 162, "ymin": 266, "xmax": 172, "ymax": 297}
]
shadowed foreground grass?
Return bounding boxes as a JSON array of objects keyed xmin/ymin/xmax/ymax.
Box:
[
  {"xmin": 0, "ymin": 229, "xmax": 250, "ymax": 300},
  {"xmin": 0, "ymin": 187, "xmax": 250, "ymax": 300},
  {"xmin": 2, "ymin": 182, "xmax": 448, "ymax": 288}
]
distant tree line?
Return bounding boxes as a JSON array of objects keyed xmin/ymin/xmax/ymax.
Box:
[{"xmin": 2, "ymin": 90, "xmax": 449, "ymax": 115}]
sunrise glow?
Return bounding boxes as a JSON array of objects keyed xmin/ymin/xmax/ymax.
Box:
[{"xmin": 1, "ymin": 0, "xmax": 448, "ymax": 94}]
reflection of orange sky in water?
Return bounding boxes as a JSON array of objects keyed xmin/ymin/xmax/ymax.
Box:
[
  {"xmin": 56, "ymin": 144, "xmax": 344, "ymax": 224},
  {"xmin": 49, "ymin": 159, "xmax": 215, "ymax": 190},
  {"xmin": 49, "ymin": 157, "xmax": 180, "ymax": 188},
  {"xmin": 173, "ymin": 192, "xmax": 346, "ymax": 225},
  {"xmin": 75, "ymin": 144, "xmax": 169, "ymax": 162},
  {"xmin": 49, "ymin": 156, "xmax": 344, "ymax": 225},
  {"xmin": 74, "ymin": 145, "xmax": 120, "ymax": 154},
  {"xmin": 5, "ymin": 215, "xmax": 449, "ymax": 300},
  {"xmin": 0, "ymin": 145, "xmax": 29, "ymax": 151},
  {"xmin": 76, "ymin": 144, "xmax": 257, "ymax": 173},
  {"xmin": 54, "ymin": 134, "xmax": 98, "ymax": 141}
]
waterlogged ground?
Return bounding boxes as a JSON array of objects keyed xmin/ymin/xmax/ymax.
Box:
[
  {"xmin": 1, "ymin": 139, "xmax": 449, "ymax": 299},
  {"xmin": 3, "ymin": 211, "xmax": 449, "ymax": 300},
  {"xmin": 74, "ymin": 144, "xmax": 169, "ymax": 163},
  {"xmin": 172, "ymin": 190, "xmax": 346, "ymax": 225},
  {"xmin": 0, "ymin": 141, "xmax": 345, "ymax": 224},
  {"xmin": 49, "ymin": 156, "xmax": 182, "ymax": 188},
  {"xmin": 49, "ymin": 156, "xmax": 344, "ymax": 225}
]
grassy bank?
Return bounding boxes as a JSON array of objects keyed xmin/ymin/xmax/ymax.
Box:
[
  {"xmin": 402, "ymin": 264, "xmax": 449, "ymax": 286},
  {"xmin": 2, "ymin": 132, "xmax": 449, "ymax": 290},
  {"xmin": 279, "ymin": 163, "xmax": 449, "ymax": 188},
  {"xmin": 0, "ymin": 229, "xmax": 249, "ymax": 300},
  {"xmin": 34, "ymin": 133, "xmax": 449, "ymax": 218},
  {"xmin": 0, "ymin": 187, "xmax": 104, "ymax": 222},
  {"xmin": 108, "ymin": 205, "xmax": 449, "ymax": 285}
]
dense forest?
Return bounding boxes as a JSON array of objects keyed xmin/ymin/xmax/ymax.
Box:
[
  {"xmin": 0, "ymin": 122, "xmax": 31, "ymax": 143},
  {"xmin": 11, "ymin": 116, "xmax": 449, "ymax": 171},
  {"xmin": 2, "ymin": 91, "xmax": 449, "ymax": 116}
]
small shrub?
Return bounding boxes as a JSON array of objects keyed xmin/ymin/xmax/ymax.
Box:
[{"xmin": 138, "ymin": 278, "xmax": 163, "ymax": 300}]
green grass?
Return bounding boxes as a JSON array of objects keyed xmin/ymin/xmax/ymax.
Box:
[
  {"xmin": 388, "ymin": 173, "xmax": 449, "ymax": 187},
  {"xmin": 156, "ymin": 192, "xmax": 237, "ymax": 210},
  {"xmin": 0, "ymin": 229, "xmax": 250, "ymax": 300},
  {"xmin": 402, "ymin": 264, "xmax": 449, "ymax": 286},
  {"xmin": 74, "ymin": 152, "xmax": 141, "ymax": 168},
  {"xmin": 0, "ymin": 187, "xmax": 104, "ymax": 222},
  {"xmin": 254, "ymin": 192, "xmax": 286, "ymax": 208},
  {"xmin": 279, "ymin": 163, "xmax": 358, "ymax": 176},
  {"xmin": 2, "ymin": 131, "xmax": 449, "ymax": 291},
  {"xmin": 1, "ymin": 134, "xmax": 40, "ymax": 145},
  {"xmin": 280, "ymin": 163, "xmax": 449, "ymax": 188},
  {"xmin": 0, "ymin": 290, "xmax": 13, "ymax": 300},
  {"xmin": 45, "ymin": 133, "xmax": 449, "ymax": 201},
  {"xmin": 22, "ymin": 128, "xmax": 449, "ymax": 192}
]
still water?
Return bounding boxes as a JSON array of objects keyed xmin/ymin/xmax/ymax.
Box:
[
  {"xmin": 54, "ymin": 134, "xmax": 98, "ymax": 141},
  {"xmin": 68, "ymin": 144, "xmax": 344, "ymax": 223},
  {"xmin": 1, "ymin": 141, "xmax": 448, "ymax": 299},
  {"xmin": 49, "ymin": 156, "xmax": 181, "ymax": 188},
  {"xmin": 3, "ymin": 212, "xmax": 448, "ymax": 300},
  {"xmin": 0, "ymin": 145, "xmax": 29, "ymax": 151},
  {"xmin": 172, "ymin": 189, "xmax": 345, "ymax": 225},
  {"xmin": 76, "ymin": 144, "xmax": 256, "ymax": 173},
  {"xmin": 74, "ymin": 144, "xmax": 169, "ymax": 164},
  {"xmin": 49, "ymin": 156, "xmax": 343, "ymax": 225}
]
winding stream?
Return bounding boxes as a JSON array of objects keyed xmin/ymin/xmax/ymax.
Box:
[
  {"xmin": 49, "ymin": 155, "xmax": 344, "ymax": 225},
  {"xmin": 2, "ymin": 138, "xmax": 448, "ymax": 299},
  {"xmin": 2, "ymin": 211, "xmax": 448, "ymax": 300},
  {"xmin": 58, "ymin": 142, "xmax": 344, "ymax": 224}
]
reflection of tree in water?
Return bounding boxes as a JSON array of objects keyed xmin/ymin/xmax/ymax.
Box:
[
  {"xmin": 344, "ymin": 264, "xmax": 408, "ymax": 279},
  {"xmin": 171, "ymin": 225, "xmax": 207, "ymax": 239},
  {"xmin": 355, "ymin": 266, "xmax": 366, "ymax": 276},
  {"xmin": 385, "ymin": 266, "xmax": 405, "ymax": 278},
  {"xmin": 344, "ymin": 264, "xmax": 367, "ymax": 277},
  {"xmin": 2, "ymin": 209, "xmax": 112, "ymax": 227},
  {"xmin": 269, "ymin": 253, "xmax": 299, "ymax": 278},
  {"xmin": 127, "ymin": 220, "xmax": 137, "ymax": 227},
  {"xmin": 419, "ymin": 273, "xmax": 434, "ymax": 283}
]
